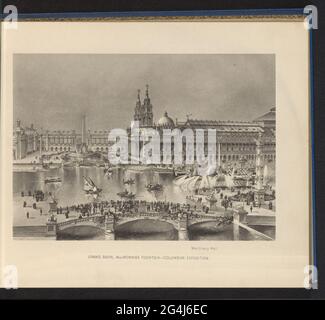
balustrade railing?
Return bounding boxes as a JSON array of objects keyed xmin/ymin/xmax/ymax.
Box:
[
  {"xmin": 54, "ymin": 200, "xmax": 241, "ymax": 230},
  {"xmin": 57, "ymin": 214, "xmax": 105, "ymax": 229}
]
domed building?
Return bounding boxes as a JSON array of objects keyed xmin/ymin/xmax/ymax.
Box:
[
  {"xmin": 156, "ymin": 112, "xmax": 175, "ymax": 129},
  {"xmin": 128, "ymin": 84, "xmax": 275, "ymax": 167}
]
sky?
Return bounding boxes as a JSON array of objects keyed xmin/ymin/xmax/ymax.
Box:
[{"xmin": 13, "ymin": 54, "xmax": 275, "ymax": 131}]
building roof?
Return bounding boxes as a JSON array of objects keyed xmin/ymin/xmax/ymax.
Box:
[
  {"xmin": 157, "ymin": 112, "xmax": 175, "ymax": 128},
  {"xmin": 254, "ymin": 107, "xmax": 276, "ymax": 122},
  {"xmin": 180, "ymin": 119, "xmax": 263, "ymax": 133}
]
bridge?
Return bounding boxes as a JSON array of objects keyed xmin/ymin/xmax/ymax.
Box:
[
  {"xmin": 45, "ymin": 206, "xmax": 272, "ymax": 240},
  {"xmin": 44, "ymin": 196, "xmax": 275, "ymax": 240},
  {"xmin": 56, "ymin": 214, "xmax": 105, "ymax": 230},
  {"xmin": 46, "ymin": 214, "xmax": 105, "ymax": 238}
]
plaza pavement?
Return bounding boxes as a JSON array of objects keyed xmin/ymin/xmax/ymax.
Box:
[{"xmin": 13, "ymin": 196, "xmax": 80, "ymax": 227}]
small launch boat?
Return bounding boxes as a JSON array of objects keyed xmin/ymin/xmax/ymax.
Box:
[
  {"xmin": 44, "ymin": 176, "xmax": 62, "ymax": 184},
  {"xmin": 146, "ymin": 183, "xmax": 163, "ymax": 192},
  {"xmin": 116, "ymin": 189, "xmax": 136, "ymax": 199}
]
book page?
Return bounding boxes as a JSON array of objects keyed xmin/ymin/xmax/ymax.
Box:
[{"xmin": 0, "ymin": 20, "xmax": 310, "ymax": 287}]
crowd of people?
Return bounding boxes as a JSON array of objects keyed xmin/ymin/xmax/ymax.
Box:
[
  {"xmin": 21, "ymin": 190, "xmax": 45, "ymax": 202},
  {"xmin": 20, "ymin": 185, "xmax": 274, "ymax": 225},
  {"xmin": 66, "ymin": 200, "xmax": 193, "ymax": 220},
  {"xmin": 45, "ymin": 199, "xmax": 198, "ymax": 223}
]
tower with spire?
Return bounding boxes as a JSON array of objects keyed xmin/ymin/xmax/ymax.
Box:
[
  {"xmin": 133, "ymin": 85, "xmax": 153, "ymax": 127},
  {"xmin": 133, "ymin": 89, "xmax": 142, "ymax": 123}
]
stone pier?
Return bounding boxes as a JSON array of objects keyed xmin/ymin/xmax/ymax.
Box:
[
  {"xmin": 105, "ymin": 215, "xmax": 115, "ymax": 240},
  {"xmin": 232, "ymin": 208, "xmax": 274, "ymax": 240},
  {"xmin": 46, "ymin": 220, "xmax": 57, "ymax": 238},
  {"xmin": 233, "ymin": 220, "xmax": 240, "ymax": 240},
  {"xmin": 178, "ymin": 214, "xmax": 189, "ymax": 240},
  {"xmin": 233, "ymin": 208, "xmax": 248, "ymax": 240}
]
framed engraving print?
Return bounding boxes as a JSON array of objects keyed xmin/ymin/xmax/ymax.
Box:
[{"xmin": 0, "ymin": 10, "xmax": 314, "ymax": 288}]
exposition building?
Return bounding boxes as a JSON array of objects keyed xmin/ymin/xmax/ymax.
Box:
[
  {"xmin": 13, "ymin": 85, "xmax": 275, "ymax": 168},
  {"xmin": 130, "ymin": 85, "xmax": 275, "ymax": 167}
]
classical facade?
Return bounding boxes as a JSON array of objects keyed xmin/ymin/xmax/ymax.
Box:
[
  {"xmin": 41, "ymin": 124, "xmax": 110, "ymax": 154},
  {"xmin": 13, "ymin": 85, "xmax": 275, "ymax": 166},
  {"xmin": 130, "ymin": 85, "xmax": 275, "ymax": 167},
  {"xmin": 13, "ymin": 117, "xmax": 110, "ymax": 160},
  {"xmin": 13, "ymin": 120, "xmax": 40, "ymax": 160}
]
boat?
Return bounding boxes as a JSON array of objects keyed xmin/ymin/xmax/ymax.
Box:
[
  {"xmin": 174, "ymin": 169, "xmax": 187, "ymax": 177},
  {"xmin": 44, "ymin": 176, "xmax": 62, "ymax": 183},
  {"xmin": 123, "ymin": 178, "xmax": 135, "ymax": 185},
  {"xmin": 79, "ymin": 160, "xmax": 93, "ymax": 167},
  {"xmin": 83, "ymin": 176, "xmax": 102, "ymax": 195},
  {"xmin": 116, "ymin": 189, "xmax": 136, "ymax": 199},
  {"xmin": 104, "ymin": 167, "xmax": 113, "ymax": 178},
  {"xmin": 146, "ymin": 183, "xmax": 163, "ymax": 192},
  {"xmin": 104, "ymin": 166, "xmax": 113, "ymax": 172},
  {"xmin": 42, "ymin": 163, "xmax": 50, "ymax": 169},
  {"xmin": 61, "ymin": 160, "xmax": 75, "ymax": 167},
  {"xmin": 153, "ymin": 166, "xmax": 174, "ymax": 174}
]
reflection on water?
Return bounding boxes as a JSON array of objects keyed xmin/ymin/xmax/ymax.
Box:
[
  {"xmin": 13, "ymin": 167, "xmax": 185, "ymax": 207},
  {"xmin": 13, "ymin": 167, "xmax": 274, "ymax": 240},
  {"xmin": 114, "ymin": 220, "xmax": 275, "ymax": 241},
  {"xmin": 115, "ymin": 219, "xmax": 178, "ymax": 240},
  {"xmin": 57, "ymin": 225, "xmax": 105, "ymax": 240},
  {"xmin": 188, "ymin": 221, "xmax": 275, "ymax": 240}
]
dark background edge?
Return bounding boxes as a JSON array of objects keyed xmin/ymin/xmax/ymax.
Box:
[{"xmin": 0, "ymin": 0, "xmax": 324, "ymax": 300}]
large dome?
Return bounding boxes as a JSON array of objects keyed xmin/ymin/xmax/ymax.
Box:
[{"xmin": 157, "ymin": 112, "xmax": 175, "ymax": 129}]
